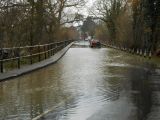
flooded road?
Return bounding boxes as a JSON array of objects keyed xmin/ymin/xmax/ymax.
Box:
[{"xmin": 0, "ymin": 41, "xmax": 160, "ymax": 120}]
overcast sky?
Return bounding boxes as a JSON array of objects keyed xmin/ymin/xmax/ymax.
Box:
[
  {"xmin": 81, "ymin": 0, "xmax": 96, "ymax": 16},
  {"xmin": 65, "ymin": 0, "xmax": 97, "ymax": 26}
]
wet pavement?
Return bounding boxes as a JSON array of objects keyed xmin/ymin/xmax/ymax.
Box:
[{"xmin": 0, "ymin": 41, "xmax": 160, "ymax": 120}]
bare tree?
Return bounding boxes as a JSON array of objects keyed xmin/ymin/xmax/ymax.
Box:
[
  {"xmin": 0, "ymin": 0, "xmax": 86, "ymax": 47},
  {"xmin": 90, "ymin": 0, "xmax": 129, "ymax": 44}
]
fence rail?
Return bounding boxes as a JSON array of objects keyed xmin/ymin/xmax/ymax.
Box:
[{"xmin": 0, "ymin": 40, "xmax": 73, "ymax": 73}]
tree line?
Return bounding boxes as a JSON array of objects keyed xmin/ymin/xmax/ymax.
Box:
[
  {"xmin": 92, "ymin": 0, "xmax": 160, "ymax": 54},
  {"xmin": 0, "ymin": 0, "xmax": 85, "ymax": 48}
]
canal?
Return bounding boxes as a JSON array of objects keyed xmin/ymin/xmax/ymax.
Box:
[{"xmin": 0, "ymin": 41, "xmax": 160, "ymax": 120}]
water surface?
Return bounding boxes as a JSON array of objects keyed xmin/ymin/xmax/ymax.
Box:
[{"xmin": 0, "ymin": 41, "xmax": 160, "ymax": 120}]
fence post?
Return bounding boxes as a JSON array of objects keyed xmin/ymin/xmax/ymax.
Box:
[
  {"xmin": 44, "ymin": 45, "xmax": 46, "ymax": 59},
  {"xmin": 64, "ymin": 41, "xmax": 66, "ymax": 47},
  {"xmin": 149, "ymin": 51, "xmax": 152, "ymax": 59},
  {"xmin": 55, "ymin": 43, "xmax": 57, "ymax": 53},
  {"xmin": 48, "ymin": 45, "xmax": 50, "ymax": 58},
  {"xmin": 0, "ymin": 48, "xmax": 3, "ymax": 73},
  {"xmin": 30, "ymin": 47, "xmax": 33, "ymax": 64},
  {"xmin": 0, "ymin": 60, "xmax": 3, "ymax": 73},
  {"xmin": 144, "ymin": 49, "xmax": 147, "ymax": 57},
  {"xmin": 52, "ymin": 44, "xmax": 55, "ymax": 55},
  {"xmin": 51, "ymin": 44, "xmax": 53, "ymax": 56},
  {"xmin": 38, "ymin": 44, "xmax": 41, "ymax": 62},
  {"xmin": 17, "ymin": 48, "xmax": 20, "ymax": 69}
]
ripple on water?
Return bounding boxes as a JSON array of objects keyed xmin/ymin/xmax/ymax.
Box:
[{"xmin": 0, "ymin": 45, "xmax": 160, "ymax": 120}]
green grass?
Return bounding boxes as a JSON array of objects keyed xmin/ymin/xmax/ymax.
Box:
[{"xmin": 105, "ymin": 45, "xmax": 160, "ymax": 67}]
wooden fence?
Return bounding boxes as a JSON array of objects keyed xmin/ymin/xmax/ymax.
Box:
[{"xmin": 0, "ymin": 40, "xmax": 73, "ymax": 73}]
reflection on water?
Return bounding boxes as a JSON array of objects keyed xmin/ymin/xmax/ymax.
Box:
[
  {"xmin": 129, "ymin": 67, "xmax": 152, "ymax": 120},
  {"xmin": 0, "ymin": 42, "xmax": 160, "ymax": 120}
]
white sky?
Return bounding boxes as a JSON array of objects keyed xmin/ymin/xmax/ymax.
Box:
[
  {"xmin": 64, "ymin": 0, "xmax": 97, "ymax": 26},
  {"xmin": 81, "ymin": 0, "xmax": 96, "ymax": 16}
]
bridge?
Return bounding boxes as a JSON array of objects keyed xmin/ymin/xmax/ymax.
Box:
[{"xmin": 0, "ymin": 41, "xmax": 160, "ymax": 120}]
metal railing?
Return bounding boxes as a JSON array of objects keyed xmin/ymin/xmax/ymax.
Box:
[{"xmin": 0, "ymin": 40, "xmax": 73, "ymax": 73}]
